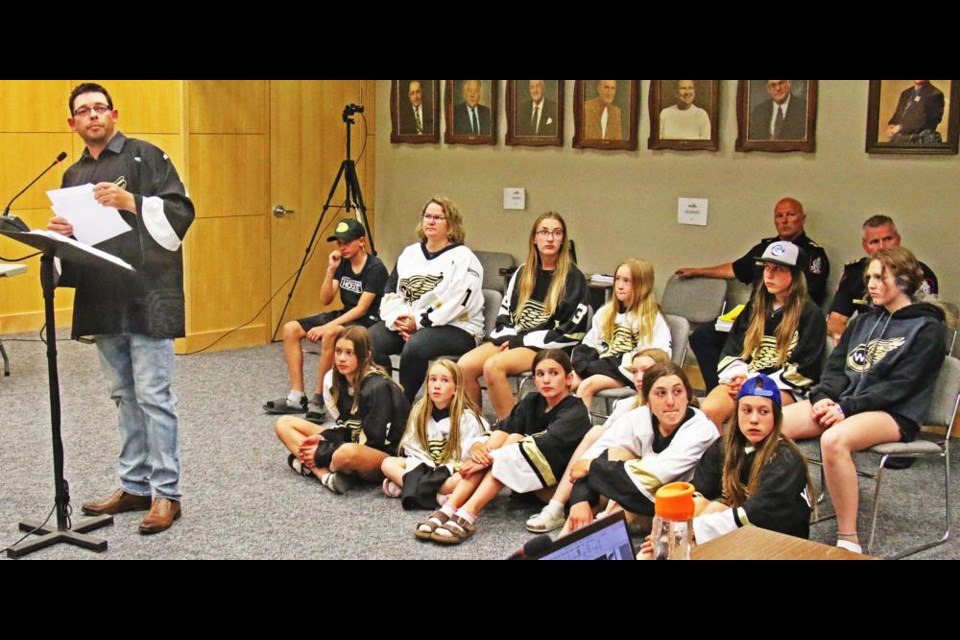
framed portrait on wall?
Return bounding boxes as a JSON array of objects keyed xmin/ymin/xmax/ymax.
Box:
[
  {"xmin": 865, "ymin": 80, "xmax": 959, "ymax": 155},
  {"xmin": 736, "ymin": 80, "xmax": 818, "ymax": 153},
  {"xmin": 506, "ymin": 80, "xmax": 564, "ymax": 147},
  {"xmin": 390, "ymin": 80, "xmax": 440, "ymax": 144},
  {"xmin": 444, "ymin": 80, "xmax": 498, "ymax": 145},
  {"xmin": 573, "ymin": 80, "xmax": 638, "ymax": 151},
  {"xmin": 648, "ymin": 80, "xmax": 719, "ymax": 151}
]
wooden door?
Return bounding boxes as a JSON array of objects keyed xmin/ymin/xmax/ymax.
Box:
[{"xmin": 268, "ymin": 80, "xmax": 375, "ymax": 340}]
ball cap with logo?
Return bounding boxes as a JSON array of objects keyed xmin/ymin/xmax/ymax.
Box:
[
  {"xmin": 327, "ymin": 218, "xmax": 366, "ymax": 242},
  {"xmin": 755, "ymin": 240, "xmax": 800, "ymax": 268},
  {"xmin": 736, "ymin": 373, "xmax": 782, "ymax": 408}
]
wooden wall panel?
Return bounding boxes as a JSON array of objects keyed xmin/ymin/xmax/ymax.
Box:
[
  {"xmin": 188, "ymin": 80, "xmax": 267, "ymax": 134},
  {"xmin": 0, "ymin": 81, "xmax": 72, "ymax": 132},
  {"xmin": 188, "ymin": 134, "xmax": 266, "ymax": 218},
  {"xmin": 180, "ymin": 215, "xmax": 270, "ymax": 352},
  {"xmin": 73, "ymin": 80, "xmax": 182, "ymax": 134}
]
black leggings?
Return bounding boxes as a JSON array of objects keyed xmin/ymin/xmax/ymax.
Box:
[{"xmin": 369, "ymin": 323, "xmax": 478, "ymax": 403}]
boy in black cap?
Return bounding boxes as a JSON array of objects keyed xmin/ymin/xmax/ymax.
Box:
[{"xmin": 264, "ymin": 219, "xmax": 388, "ymax": 423}]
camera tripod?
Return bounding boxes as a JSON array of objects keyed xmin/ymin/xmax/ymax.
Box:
[{"xmin": 272, "ymin": 103, "xmax": 374, "ymax": 342}]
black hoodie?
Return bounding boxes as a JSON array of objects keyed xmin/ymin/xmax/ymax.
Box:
[{"xmin": 810, "ymin": 302, "xmax": 945, "ymax": 432}]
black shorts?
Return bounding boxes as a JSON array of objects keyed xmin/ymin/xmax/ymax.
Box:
[
  {"xmin": 889, "ymin": 411, "xmax": 919, "ymax": 443},
  {"xmin": 578, "ymin": 357, "xmax": 632, "ymax": 387},
  {"xmin": 297, "ymin": 310, "xmax": 379, "ymax": 332}
]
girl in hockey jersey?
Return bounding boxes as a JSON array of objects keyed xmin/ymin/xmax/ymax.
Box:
[
  {"xmin": 370, "ymin": 196, "xmax": 486, "ymax": 403},
  {"xmin": 275, "ymin": 326, "xmax": 411, "ymax": 495},
  {"xmin": 414, "ymin": 349, "xmax": 591, "ymax": 544},
  {"xmin": 459, "ymin": 212, "xmax": 590, "ymax": 420},
  {"xmin": 782, "ymin": 247, "xmax": 946, "ymax": 553},
  {"xmin": 571, "ymin": 258, "xmax": 672, "ymax": 409},
  {"xmin": 381, "ymin": 359, "xmax": 490, "ymax": 510},
  {"xmin": 564, "ymin": 361, "xmax": 719, "ymax": 534},
  {"xmin": 688, "ymin": 374, "xmax": 814, "ymax": 543},
  {"xmin": 525, "ymin": 348, "xmax": 671, "ymax": 533},
  {"xmin": 700, "ymin": 240, "xmax": 825, "ymax": 431}
]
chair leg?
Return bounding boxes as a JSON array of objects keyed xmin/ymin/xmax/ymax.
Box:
[
  {"xmin": 1, "ymin": 338, "xmax": 8, "ymax": 377},
  {"xmin": 867, "ymin": 455, "xmax": 887, "ymax": 556}
]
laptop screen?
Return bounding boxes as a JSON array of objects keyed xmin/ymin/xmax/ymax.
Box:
[{"xmin": 534, "ymin": 512, "xmax": 635, "ymax": 560}]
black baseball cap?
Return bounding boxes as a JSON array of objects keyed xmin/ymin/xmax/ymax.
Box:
[{"xmin": 327, "ymin": 219, "xmax": 366, "ymax": 242}]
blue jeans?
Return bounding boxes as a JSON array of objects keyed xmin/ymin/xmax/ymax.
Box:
[{"xmin": 96, "ymin": 335, "xmax": 181, "ymax": 501}]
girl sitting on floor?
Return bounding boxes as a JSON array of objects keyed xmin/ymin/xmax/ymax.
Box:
[
  {"xmin": 525, "ymin": 348, "xmax": 671, "ymax": 533},
  {"xmin": 381, "ymin": 359, "xmax": 490, "ymax": 510},
  {"xmin": 275, "ymin": 326, "xmax": 410, "ymax": 494},
  {"xmin": 414, "ymin": 349, "xmax": 591, "ymax": 545}
]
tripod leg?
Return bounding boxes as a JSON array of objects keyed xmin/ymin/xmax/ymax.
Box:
[
  {"xmin": 271, "ymin": 161, "xmax": 349, "ymax": 342},
  {"xmin": 343, "ymin": 162, "xmax": 376, "ymax": 257}
]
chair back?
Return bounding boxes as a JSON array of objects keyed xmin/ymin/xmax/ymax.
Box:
[
  {"xmin": 663, "ymin": 314, "xmax": 690, "ymax": 366},
  {"xmin": 661, "ymin": 276, "xmax": 727, "ymax": 325}
]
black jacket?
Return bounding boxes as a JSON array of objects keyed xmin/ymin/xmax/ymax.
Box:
[{"xmin": 810, "ymin": 302, "xmax": 945, "ymax": 430}]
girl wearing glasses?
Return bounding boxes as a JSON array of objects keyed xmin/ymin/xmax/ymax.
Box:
[
  {"xmin": 371, "ymin": 196, "xmax": 486, "ymax": 403},
  {"xmin": 458, "ymin": 212, "xmax": 590, "ymax": 420}
]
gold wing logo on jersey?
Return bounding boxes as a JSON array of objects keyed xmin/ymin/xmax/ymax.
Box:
[
  {"xmin": 427, "ymin": 439, "xmax": 446, "ymax": 465},
  {"xmin": 344, "ymin": 418, "xmax": 365, "ymax": 445},
  {"xmin": 399, "ymin": 274, "xmax": 443, "ymax": 304},
  {"xmin": 600, "ymin": 325, "xmax": 640, "ymax": 358},
  {"xmin": 847, "ymin": 337, "xmax": 907, "ymax": 373},
  {"xmin": 513, "ymin": 299, "xmax": 552, "ymax": 331},
  {"xmin": 749, "ymin": 333, "xmax": 799, "ymax": 372}
]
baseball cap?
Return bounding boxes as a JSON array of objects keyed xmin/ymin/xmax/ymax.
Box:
[
  {"xmin": 736, "ymin": 373, "xmax": 782, "ymax": 408},
  {"xmin": 327, "ymin": 219, "xmax": 366, "ymax": 242},
  {"xmin": 755, "ymin": 241, "xmax": 799, "ymax": 268}
]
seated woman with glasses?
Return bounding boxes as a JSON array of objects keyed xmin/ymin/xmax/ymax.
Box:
[
  {"xmin": 370, "ymin": 196, "xmax": 486, "ymax": 403},
  {"xmin": 458, "ymin": 212, "xmax": 590, "ymax": 421}
]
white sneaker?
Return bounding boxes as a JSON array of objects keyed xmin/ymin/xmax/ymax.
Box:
[
  {"xmin": 525, "ymin": 505, "xmax": 565, "ymax": 533},
  {"xmin": 836, "ymin": 539, "xmax": 862, "ymax": 554}
]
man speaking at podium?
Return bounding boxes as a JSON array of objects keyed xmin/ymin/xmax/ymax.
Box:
[{"xmin": 48, "ymin": 83, "xmax": 195, "ymax": 535}]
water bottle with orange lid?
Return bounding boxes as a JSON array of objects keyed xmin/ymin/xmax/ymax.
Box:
[{"xmin": 651, "ymin": 481, "xmax": 696, "ymax": 560}]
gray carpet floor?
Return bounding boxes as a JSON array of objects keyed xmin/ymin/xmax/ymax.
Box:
[{"xmin": 1, "ymin": 330, "xmax": 957, "ymax": 560}]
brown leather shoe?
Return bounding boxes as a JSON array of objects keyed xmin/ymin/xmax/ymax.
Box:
[
  {"xmin": 81, "ymin": 489, "xmax": 153, "ymax": 516},
  {"xmin": 138, "ymin": 498, "xmax": 182, "ymax": 535}
]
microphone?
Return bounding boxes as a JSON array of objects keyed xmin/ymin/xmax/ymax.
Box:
[
  {"xmin": 506, "ymin": 534, "xmax": 554, "ymax": 560},
  {"xmin": 1, "ymin": 151, "xmax": 68, "ymax": 233}
]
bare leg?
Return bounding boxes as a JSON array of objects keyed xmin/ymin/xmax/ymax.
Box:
[
  {"xmin": 274, "ymin": 415, "xmax": 324, "ymax": 454},
  {"xmin": 439, "ymin": 472, "xmax": 462, "ymax": 495},
  {"xmin": 331, "ymin": 444, "xmax": 390, "ymax": 482},
  {"xmin": 381, "ymin": 456, "xmax": 407, "ymax": 486},
  {"xmin": 820, "ymin": 412, "xmax": 901, "ymax": 545},
  {"xmin": 462, "ymin": 472, "xmax": 506, "ymax": 516},
  {"xmin": 700, "ymin": 384, "xmax": 736, "ymax": 432},
  {"xmin": 551, "ymin": 425, "xmax": 607, "ymax": 507},
  {"xmin": 577, "ymin": 374, "xmax": 625, "ymax": 411},
  {"xmin": 483, "ymin": 347, "xmax": 538, "ymax": 420},
  {"xmin": 282, "ymin": 320, "xmax": 307, "ymax": 392},
  {"xmin": 781, "ymin": 400, "xmax": 827, "ymax": 441},
  {"xmin": 315, "ymin": 324, "xmax": 345, "ymax": 394},
  {"xmin": 458, "ymin": 342, "xmax": 501, "ymax": 406}
]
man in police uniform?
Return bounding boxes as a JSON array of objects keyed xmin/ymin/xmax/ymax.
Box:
[
  {"xmin": 48, "ymin": 83, "xmax": 195, "ymax": 534},
  {"xmin": 828, "ymin": 215, "xmax": 938, "ymax": 344},
  {"xmin": 676, "ymin": 197, "xmax": 829, "ymax": 391}
]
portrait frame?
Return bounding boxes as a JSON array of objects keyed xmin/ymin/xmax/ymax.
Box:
[
  {"xmin": 444, "ymin": 80, "xmax": 499, "ymax": 146},
  {"xmin": 390, "ymin": 80, "xmax": 440, "ymax": 144},
  {"xmin": 865, "ymin": 80, "xmax": 959, "ymax": 155},
  {"xmin": 573, "ymin": 80, "xmax": 639, "ymax": 151},
  {"xmin": 648, "ymin": 80, "xmax": 720, "ymax": 152},
  {"xmin": 736, "ymin": 80, "xmax": 818, "ymax": 153},
  {"xmin": 505, "ymin": 80, "xmax": 564, "ymax": 147}
]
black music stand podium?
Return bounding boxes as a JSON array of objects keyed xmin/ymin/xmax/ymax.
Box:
[{"xmin": 0, "ymin": 229, "xmax": 132, "ymax": 558}]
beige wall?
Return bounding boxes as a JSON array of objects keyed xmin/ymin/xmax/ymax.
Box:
[{"xmin": 374, "ymin": 80, "xmax": 959, "ymax": 305}]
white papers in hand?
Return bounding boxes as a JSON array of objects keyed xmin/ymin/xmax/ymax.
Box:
[{"xmin": 46, "ymin": 184, "xmax": 132, "ymax": 246}]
